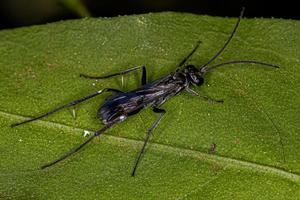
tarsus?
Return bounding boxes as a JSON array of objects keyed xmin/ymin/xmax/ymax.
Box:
[{"xmin": 41, "ymin": 124, "xmax": 113, "ymax": 170}]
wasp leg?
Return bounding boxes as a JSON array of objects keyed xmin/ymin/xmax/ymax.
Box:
[
  {"xmin": 11, "ymin": 88, "xmax": 121, "ymax": 127},
  {"xmin": 185, "ymin": 87, "xmax": 223, "ymax": 103},
  {"xmin": 69, "ymin": 88, "xmax": 123, "ymax": 119},
  {"xmin": 80, "ymin": 65, "xmax": 147, "ymax": 85},
  {"xmin": 41, "ymin": 123, "xmax": 114, "ymax": 170},
  {"xmin": 176, "ymin": 40, "xmax": 201, "ymax": 70},
  {"xmin": 131, "ymin": 107, "xmax": 166, "ymax": 176}
]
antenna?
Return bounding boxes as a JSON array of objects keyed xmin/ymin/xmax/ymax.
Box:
[
  {"xmin": 200, "ymin": 7, "xmax": 245, "ymax": 71},
  {"xmin": 201, "ymin": 60, "xmax": 279, "ymax": 74}
]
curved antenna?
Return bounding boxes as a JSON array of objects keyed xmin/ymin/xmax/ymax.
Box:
[
  {"xmin": 201, "ymin": 60, "xmax": 279, "ymax": 74},
  {"xmin": 41, "ymin": 124, "xmax": 113, "ymax": 170},
  {"xmin": 199, "ymin": 7, "xmax": 245, "ymax": 71}
]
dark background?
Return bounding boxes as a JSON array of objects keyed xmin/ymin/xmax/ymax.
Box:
[{"xmin": 0, "ymin": 0, "xmax": 298, "ymax": 30}]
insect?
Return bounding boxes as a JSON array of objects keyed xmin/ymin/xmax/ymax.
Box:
[
  {"xmin": 209, "ymin": 143, "xmax": 217, "ymax": 154},
  {"xmin": 11, "ymin": 8, "xmax": 279, "ymax": 176}
]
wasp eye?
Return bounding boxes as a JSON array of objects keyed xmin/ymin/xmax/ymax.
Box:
[
  {"xmin": 185, "ymin": 65, "xmax": 204, "ymax": 86},
  {"xmin": 196, "ymin": 76, "xmax": 204, "ymax": 86}
]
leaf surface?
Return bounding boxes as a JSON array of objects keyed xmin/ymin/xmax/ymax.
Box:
[{"xmin": 0, "ymin": 12, "xmax": 299, "ymax": 199}]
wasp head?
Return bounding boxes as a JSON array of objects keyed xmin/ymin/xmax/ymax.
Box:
[{"xmin": 185, "ymin": 65, "xmax": 204, "ymax": 86}]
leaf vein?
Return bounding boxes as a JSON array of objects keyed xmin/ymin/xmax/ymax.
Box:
[{"xmin": 1, "ymin": 110, "xmax": 299, "ymax": 181}]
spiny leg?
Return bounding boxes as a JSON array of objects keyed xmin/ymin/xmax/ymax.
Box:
[
  {"xmin": 11, "ymin": 88, "xmax": 122, "ymax": 127},
  {"xmin": 176, "ymin": 40, "xmax": 201, "ymax": 70},
  {"xmin": 141, "ymin": 65, "xmax": 147, "ymax": 85},
  {"xmin": 185, "ymin": 87, "xmax": 223, "ymax": 103},
  {"xmin": 41, "ymin": 123, "xmax": 113, "ymax": 169},
  {"xmin": 80, "ymin": 65, "xmax": 147, "ymax": 85},
  {"xmin": 131, "ymin": 107, "xmax": 166, "ymax": 176}
]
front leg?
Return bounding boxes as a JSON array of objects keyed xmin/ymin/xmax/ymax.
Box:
[
  {"xmin": 176, "ymin": 40, "xmax": 201, "ymax": 70},
  {"xmin": 80, "ymin": 65, "xmax": 147, "ymax": 86},
  {"xmin": 185, "ymin": 87, "xmax": 223, "ymax": 103}
]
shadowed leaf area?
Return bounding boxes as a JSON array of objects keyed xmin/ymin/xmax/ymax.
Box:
[{"xmin": 0, "ymin": 12, "xmax": 299, "ymax": 199}]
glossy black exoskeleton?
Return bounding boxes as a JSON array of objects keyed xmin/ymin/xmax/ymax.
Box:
[{"xmin": 11, "ymin": 8, "xmax": 279, "ymax": 176}]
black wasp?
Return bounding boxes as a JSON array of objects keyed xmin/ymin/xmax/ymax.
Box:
[{"xmin": 11, "ymin": 8, "xmax": 278, "ymax": 176}]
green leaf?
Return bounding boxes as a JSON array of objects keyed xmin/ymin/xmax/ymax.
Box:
[
  {"xmin": 60, "ymin": 0, "xmax": 91, "ymax": 17},
  {"xmin": 0, "ymin": 12, "xmax": 299, "ymax": 199}
]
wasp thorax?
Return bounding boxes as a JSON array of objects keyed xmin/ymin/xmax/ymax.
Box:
[{"xmin": 185, "ymin": 65, "xmax": 204, "ymax": 86}]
